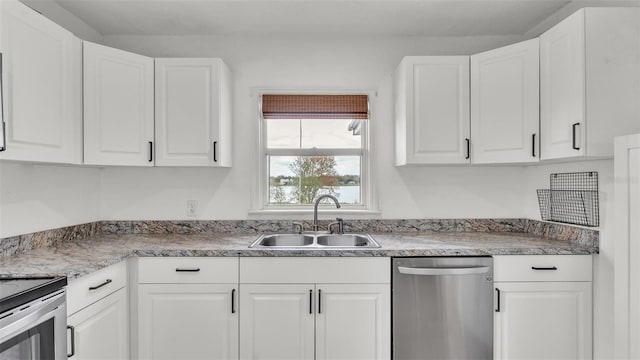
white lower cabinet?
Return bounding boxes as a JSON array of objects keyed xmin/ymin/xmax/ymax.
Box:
[
  {"xmin": 67, "ymin": 288, "xmax": 129, "ymax": 360},
  {"xmin": 315, "ymin": 284, "xmax": 390, "ymax": 360},
  {"xmin": 493, "ymin": 255, "xmax": 593, "ymax": 360},
  {"xmin": 138, "ymin": 284, "xmax": 238, "ymax": 360},
  {"xmin": 239, "ymin": 257, "xmax": 390, "ymax": 360},
  {"xmin": 136, "ymin": 257, "xmax": 239, "ymax": 360},
  {"xmin": 240, "ymin": 284, "xmax": 315, "ymax": 360},
  {"xmin": 66, "ymin": 261, "xmax": 129, "ymax": 360},
  {"xmin": 494, "ymin": 282, "xmax": 592, "ymax": 360}
]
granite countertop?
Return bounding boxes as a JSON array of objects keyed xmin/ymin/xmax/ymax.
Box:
[{"xmin": 0, "ymin": 231, "xmax": 597, "ymax": 281}]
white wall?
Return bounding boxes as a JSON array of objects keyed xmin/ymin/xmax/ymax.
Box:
[
  {"xmin": 99, "ymin": 34, "xmax": 527, "ymax": 220},
  {"xmin": 523, "ymin": 159, "xmax": 614, "ymax": 359},
  {"xmin": 0, "ymin": 162, "xmax": 101, "ymax": 237}
]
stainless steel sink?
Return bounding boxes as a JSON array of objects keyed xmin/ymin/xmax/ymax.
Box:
[
  {"xmin": 251, "ymin": 234, "xmax": 314, "ymax": 247},
  {"xmin": 316, "ymin": 234, "xmax": 379, "ymax": 247},
  {"xmin": 249, "ymin": 233, "xmax": 380, "ymax": 248}
]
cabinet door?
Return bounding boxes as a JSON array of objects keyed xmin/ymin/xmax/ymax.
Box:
[
  {"xmin": 494, "ymin": 282, "xmax": 592, "ymax": 360},
  {"xmin": 138, "ymin": 283, "xmax": 238, "ymax": 360},
  {"xmin": 83, "ymin": 41, "xmax": 154, "ymax": 166},
  {"xmin": 614, "ymin": 134, "xmax": 640, "ymax": 358},
  {"xmin": 67, "ymin": 288, "xmax": 128, "ymax": 360},
  {"xmin": 0, "ymin": 0, "xmax": 82, "ymax": 164},
  {"xmin": 155, "ymin": 58, "xmax": 232, "ymax": 167},
  {"xmin": 316, "ymin": 284, "xmax": 390, "ymax": 360},
  {"xmin": 240, "ymin": 284, "xmax": 314, "ymax": 360},
  {"xmin": 540, "ymin": 10, "xmax": 586, "ymax": 160},
  {"xmin": 396, "ymin": 56, "xmax": 470, "ymax": 164},
  {"xmin": 471, "ymin": 39, "xmax": 539, "ymax": 164}
]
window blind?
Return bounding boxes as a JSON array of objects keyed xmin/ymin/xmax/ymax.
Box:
[{"xmin": 262, "ymin": 94, "xmax": 368, "ymax": 120}]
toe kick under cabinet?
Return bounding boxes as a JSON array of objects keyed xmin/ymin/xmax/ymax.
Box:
[{"xmin": 493, "ymin": 255, "xmax": 593, "ymax": 360}]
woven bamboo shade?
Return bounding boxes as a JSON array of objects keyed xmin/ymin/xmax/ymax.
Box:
[{"xmin": 262, "ymin": 94, "xmax": 368, "ymax": 119}]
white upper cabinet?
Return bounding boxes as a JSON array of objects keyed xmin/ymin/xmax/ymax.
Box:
[
  {"xmin": 0, "ymin": 0, "xmax": 82, "ymax": 164},
  {"xmin": 83, "ymin": 41, "xmax": 154, "ymax": 166},
  {"xmin": 540, "ymin": 8, "xmax": 640, "ymax": 160},
  {"xmin": 471, "ymin": 39, "xmax": 540, "ymax": 164},
  {"xmin": 155, "ymin": 58, "xmax": 232, "ymax": 167},
  {"xmin": 395, "ymin": 56, "xmax": 470, "ymax": 165}
]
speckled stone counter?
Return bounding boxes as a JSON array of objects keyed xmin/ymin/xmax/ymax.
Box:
[{"xmin": 0, "ymin": 231, "xmax": 597, "ymax": 281}]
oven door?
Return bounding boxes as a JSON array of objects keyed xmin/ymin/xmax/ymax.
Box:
[{"xmin": 0, "ymin": 291, "xmax": 66, "ymax": 360}]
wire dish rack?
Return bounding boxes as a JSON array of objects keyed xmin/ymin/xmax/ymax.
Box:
[{"xmin": 536, "ymin": 171, "xmax": 599, "ymax": 227}]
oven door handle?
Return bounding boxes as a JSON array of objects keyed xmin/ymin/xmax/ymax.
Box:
[{"xmin": 398, "ymin": 266, "xmax": 491, "ymax": 276}]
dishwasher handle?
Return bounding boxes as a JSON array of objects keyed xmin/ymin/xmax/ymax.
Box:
[{"xmin": 398, "ymin": 266, "xmax": 491, "ymax": 276}]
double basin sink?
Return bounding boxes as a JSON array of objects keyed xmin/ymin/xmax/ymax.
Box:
[{"xmin": 249, "ymin": 233, "xmax": 381, "ymax": 248}]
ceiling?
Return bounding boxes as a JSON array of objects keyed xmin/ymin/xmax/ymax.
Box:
[{"xmin": 28, "ymin": 0, "xmax": 640, "ymax": 37}]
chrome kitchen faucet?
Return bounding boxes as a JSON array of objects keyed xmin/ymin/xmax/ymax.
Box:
[{"xmin": 312, "ymin": 194, "xmax": 341, "ymax": 231}]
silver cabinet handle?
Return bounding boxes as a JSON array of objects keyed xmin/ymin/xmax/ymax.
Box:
[{"xmin": 398, "ymin": 266, "xmax": 490, "ymax": 276}]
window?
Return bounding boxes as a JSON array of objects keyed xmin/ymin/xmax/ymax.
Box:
[{"xmin": 258, "ymin": 94, "xmax": 371, "ymax": 210}]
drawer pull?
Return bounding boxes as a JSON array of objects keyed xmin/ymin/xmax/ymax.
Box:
[
  {"xmin": 88, "ymin": 279, "xmax": 112, "ymax": 291},
  {"xmin": 175, "ymin": 268, "xmax": 201, "ymax": 272},
  {"xmin": 531, "ymin": 266, "xmax": 557, "ymax": 271}
]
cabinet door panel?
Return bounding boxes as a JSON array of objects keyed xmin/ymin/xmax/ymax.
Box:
[
  {"xmin": 540, "ymin": 10, "xmax": 585, "ymax": 160},
  {"xmin": 471, "ymin": 39, "xmax": 539, "ymax": 164},
  {"xmin": 138, "ymin": 284, "xmax": 238, "ymax": 360},
  {"xmin": 240, "ymin": 284, "xmax": 314, "ymax": 360},
  {"xmin": 155, "ymin": 58, "xmax": 232, "ymax": 167},
  {"xmin": 67, "ymin": 288, "xmax": 128, "ymax": 360},
  {"xmin": 410, "ymin": 57, "xmax": 470, "ymax": 164},
  {"xmin": 494, "ymin": 282, "xmax": 592, "ymax": 359},
  {"xmin": 0, "ymin": 0, "xmax": 81, "ymax": 163},
  {"xmin": 83, "ymin": 41, "xmax": 154, "ymax": 166},
  {"xmin": 395, "ymin": 56, "xmax": 470, "ymax": 165},
  {"xmin": 316, "ymin": 284, "xmax": 390, "ymax": 360}
]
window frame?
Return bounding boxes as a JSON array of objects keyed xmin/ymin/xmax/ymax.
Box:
[{"xmin": 251, "ymin": 89, "xmax": 378, "ymax": 215}]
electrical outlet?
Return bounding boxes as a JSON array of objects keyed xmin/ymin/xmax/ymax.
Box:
[{"xmin": 186, "ymin": 200, "xmax": 198, "ymax": 217}]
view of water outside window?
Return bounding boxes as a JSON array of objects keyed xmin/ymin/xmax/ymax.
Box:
[{"xmin": 266, "ymin": 118, "xmax": 362, "ymax": 205}]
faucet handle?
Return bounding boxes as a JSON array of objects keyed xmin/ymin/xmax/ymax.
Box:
[
  {"xmin": 292, "ymin": 222, "xmax": 304, "ymax": 234},
  {"xmin": 328, "ymin": 218, "xmax": 344, "ymax": 234}
]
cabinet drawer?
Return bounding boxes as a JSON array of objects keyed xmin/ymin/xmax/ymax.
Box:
[
  {"xmin": 493, "ymin": 255, "xmax": 592, "ymax": 282},
  {"xmin": 67, "ymin": 261, "xmax": 127, "ymax": 316},
  {"xmin": 240, "ymin": 257, "xmax": 390, "ymax": 284},
  {"xmin": 138, "ymin": 257, "xmax": 238, "ymax": 284}
]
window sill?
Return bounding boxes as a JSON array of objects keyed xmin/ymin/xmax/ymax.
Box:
[{"xmin": 247, "ymin": 208, "xmax": 382, "ymax": 220}]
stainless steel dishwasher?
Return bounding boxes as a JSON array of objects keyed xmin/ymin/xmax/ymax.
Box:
[{"xmin": 392, "ymin": 257, "xmax": 493, "ymax": 359}]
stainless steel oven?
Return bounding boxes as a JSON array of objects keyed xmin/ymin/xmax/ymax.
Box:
[{"xmin": 0, "ymin": 277, "xmax": 67, "ymax": 360}]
